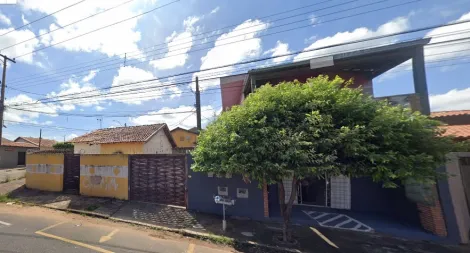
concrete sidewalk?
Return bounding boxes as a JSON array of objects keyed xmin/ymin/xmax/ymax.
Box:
[{"xmin": 0, "ymin": 167, "xmax": 26, "ymax": 183}]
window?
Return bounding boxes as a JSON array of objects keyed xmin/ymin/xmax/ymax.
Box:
[
  {"xmin": 180, "ymin": 136, "xmax": 184, "ymax": 141},
  {"xmin": 186, "ymin": 136, "xmax": 191, "ymax": 141}
]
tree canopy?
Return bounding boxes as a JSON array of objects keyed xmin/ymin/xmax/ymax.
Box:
[
  {"xmin": 53, "ymin": 142, "xmax": 74, "ymax": 150},
  {"xmin": 192, "ymin": 76, "xmax": 456, "ymax": 187}
]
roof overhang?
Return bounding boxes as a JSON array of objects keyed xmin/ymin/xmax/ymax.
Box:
[{"xmin": 243, "ymin": 38, "xmax": 431, "ymax": 94}]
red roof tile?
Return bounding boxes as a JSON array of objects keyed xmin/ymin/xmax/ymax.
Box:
[
  {"xmin": 440, "ymin": 124, "xmax": 470, "ymax": 140},
  {"xmin": 15, "ymin": 137, "xmax": 57, "ymax": 147},
  {"xmin": 431, "ymin": 110, "xmax": 470, "ymax": 118},
  {"xmin": 70, "ymin": 124, "xmax": 168, "ymax": 144},
  {"xmin": 1, "ymin": 138, "xmax": 37, "ymax": 148}
]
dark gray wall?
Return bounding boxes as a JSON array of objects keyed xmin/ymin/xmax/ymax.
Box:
[
  {"xmin": 351, "ymin": 177, "xmax": 420, "ymax": 225},
  {"xmin": 187, "ymin": 170, "xmax": 265, "ymax": 220},
  {"xmin": 0, "ymin": 146, "xmax": 30, "ymax": 168}
]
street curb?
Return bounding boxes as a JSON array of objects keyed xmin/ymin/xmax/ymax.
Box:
[
  {"xmin": 12, "ymin": 201, "xmax": 301, "ymax": 253},
  {"xmin": 109, "ymin": 217, "xmax": 302, "ymax": 253}
]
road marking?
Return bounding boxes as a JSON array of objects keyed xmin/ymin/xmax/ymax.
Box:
[
  {"xmin": 310, "ymin": 227, "xmax": 339, "ymax": 249},
  {"xmin": 322, "ymin": 214, "xmax": 343, "ymax": 224},
  {"xmin": 37, "ymin": 221, "xmax": 67, "ymax": 232},
  {"xmin": 99, "ymin": 228, "xmax": 119, "ymax": 243},
  {"xmin": 36, "ymin": 231, "xmax": 114, "ymax": 253},
  {"xmin": 313, "ymin": 213, "xmax": 329, "ymax": 219},
  {"xmin": 0, "ymin": 220, "xmax": 11, "ymax": 226},
  {"xmin": 187, "ymin": 243, "xmax": 196, "ymax": 253}
]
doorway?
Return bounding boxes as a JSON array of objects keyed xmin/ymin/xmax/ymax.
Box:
[
  {"xmin": 17, "ymin": 152, "xmax": 26, "ymax": 166},
  {"xmin": 298, "ymin": 177, "xmax": 329, "ymax": 206}
]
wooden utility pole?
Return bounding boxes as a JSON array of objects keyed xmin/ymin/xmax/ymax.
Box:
[
  {"xmin": 195, "ymin": 76, "xmax": 201, "ymax": 131},
  {"xmin": 0, "ymin": 54, "xmax": 16, "ymax": 141},
  {"xmin": 39, "ymin": 129, "xmax": 42, "ymax": 150}
]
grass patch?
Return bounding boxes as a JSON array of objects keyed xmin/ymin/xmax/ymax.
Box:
[
  {"xmin": 85, "ymin": 204, "xmax": 99, "ymax": 211},
  {"xmin": 0, "ymin": 194, "xmax": 14, "ymax": 203}
]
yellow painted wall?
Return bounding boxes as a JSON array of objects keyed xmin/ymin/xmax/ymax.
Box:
[
  {"xmin": 171, "ymin": 129, "xmax": 198, "ymax": 148},
  {"xmin": 100, "ymin": 142, "xmax": 144, "ymax": 154},
  {"xmin": 80, "ymin": 154, "xmax": 128, "ymax": 200},
  {"xmin": 26, "ymin": 153, "xmax": 64, "ymax": 192}
]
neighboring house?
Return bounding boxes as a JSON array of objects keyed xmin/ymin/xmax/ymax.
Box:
[
  {"xmin": 431, "ymin": 110, "xmax": 470, "ymax": 141},
  {"xmin": 14, "ymin": 137, "xmax": 57, "ymax": 150},
  {"xmin": 189, "ymin": 39, "xmax": 451, "ymax": 239},
  {"xmin": 170, "ymin": 127, "xmax": 198, "ymax": 153},
  {"xmin": 0, "ymin": 138, "xmax": 38, "ymax": 168},
  {"xmin": 70, "ymin": 124, "xmax": 176, "ymax": 154}
]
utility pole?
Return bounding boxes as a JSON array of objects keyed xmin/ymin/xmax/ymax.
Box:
[
  {"xmin": 97, "ymin": 118, "xmax": 102, "ymax": 129},
  {"xmin": 63, "ymin": 135, "xmax": 66, "ymax": 142},
  {"xmin": 0, "ymin": 54, "xmax": 16, "ymax": 141},
  {"xmin": 195, "ymin": 76, "xmax": 201, "ymax": 131},
  {"xmin": 39, "ymin": 129, "xmax": 42, "ymax": 150}
]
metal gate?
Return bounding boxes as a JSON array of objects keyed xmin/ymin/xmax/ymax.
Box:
[
  {"xmin": 459, "ymin": 157, "xmax": 470, "ymax": 216},
  {"xmin": 63, "ymin": 154, "xmax": 80, "ymax": 193},
  {"xmin": 129, "ymin": 154, "xmax": 187, "ymax": 206}
]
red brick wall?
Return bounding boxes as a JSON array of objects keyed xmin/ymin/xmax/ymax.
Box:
[{"xmin": 417, "ymin": 186, "xmax": 447, "ymax": 237}]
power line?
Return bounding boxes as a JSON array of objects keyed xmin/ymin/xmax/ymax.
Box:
[
  {"xmin": 12, "ymin": 0, "xmax": 180, "ymax": 59},
  {"xmin": 6, "ymin": 0, "xmax": 337, "ymax": 83},
  {"xmin": 0, "ymin": 0, "xmax": 87, "ymax": 37},
  {"xmin": 4, "ymin": 120, "xmax": 90, "ymax": 132},
  {"xmin": 9, "ymin": 31, "xmax": 470, "ymax": 108},
  {"xmin": 0, "ymin": 0, "xmax": 136, "ymax": 52},
  {"xmin": 9, "ymin": 0, "xmax": 415, "ymax": 87}
]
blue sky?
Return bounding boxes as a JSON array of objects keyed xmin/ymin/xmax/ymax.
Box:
[{"xmin": 0, "ymin": 0, "xmax": 469, "ymax": 141}]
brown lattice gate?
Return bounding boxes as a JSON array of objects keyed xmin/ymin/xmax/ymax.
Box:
[
  {"xmin": 63, "ymin": 154, "xmax": 80, "ymax": 194},
  {"xmin": 129, "ymin": 154, "xmax": 187, "ymax": 206}
]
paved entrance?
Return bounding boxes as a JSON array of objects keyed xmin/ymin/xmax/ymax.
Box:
[{"xmin": 303, "ymin": 210, "xmax": 373, "ymax": 232}]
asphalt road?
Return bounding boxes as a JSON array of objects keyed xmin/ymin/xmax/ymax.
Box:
[{"xmin": 0, "ymin": 205, "xmax": 233, "ymax": 253}]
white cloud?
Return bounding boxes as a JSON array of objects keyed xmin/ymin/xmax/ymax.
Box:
[
  {"xmin": 5, "ymin": 94, "xmax": 58, "ymax": 123},
  {"xmin": 192, "ymin": 19, "xmax": 269, "ymax": 90},
  {"xmin": 130, "ymin": 105, "xmax": 217, "ymax": 129},
  {"xmin": 20, "ymin": 0, "xmax": 144, "ymax": 58},
  {"xmin": 95, "ymin": 105, "xmax": 105, "ymax": 111},
  {"xmin": 430, "ymin": 87, "xmax": 470, "ymax": 112},
  {"xmin": 0, "ymin": 28, "xmax": 40, "ymax": 64},
  {"xmin": 150, "ymin": 16, "xmax": 200, "ymax": 70},
  {"xmin": 424, "ymin": 12, "xmax": 470, "ymax": 63},
  {"xmin": 0, "ymin": 12, "xmax": 11, "ymax": 26},
  {"xmin": 263, "ymin": 41, "xmax": 291, "ymax": 64},
  {"xmin": 66, "ymin": 133, "xmax": 78, "ymax": 140},
  {"xmin": 309, "ymin": 14, "xmax": 317, "ymax": 25},
  {"xmin": 210, "ymin": 7, "xmax": 220, "ymax": 15},
  {"xmin": 43, "ymin": 120, "xmax": 53, "ymax": 125},
  {"xmin": 82, "ymin": 69, "xmax": 99, "ymax": 82},
  {"xmin": 47, "ymin": 78, "xmax": 102, "ymax": 108},
  {"xmin": 294, "ymin": 17, "xmax": 409, "ymax": 62},
  {"xmin": 108, "ymin": 66, "xmax": 163, "ymax": 105},
  {"xmin": 21, "ymin": 14, "xmax": 29, "ymax": 25}
]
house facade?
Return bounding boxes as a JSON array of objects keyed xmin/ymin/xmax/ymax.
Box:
[
  {"xmin": 70, "ymin": 124, "xmax": 176, "ymax": 154},
  {"xmin": 171, "ymin": 127, "xmax": 198, "ymax": 153},
  {"xmin": 186, "ymin": 39, "xmax": 458, "ymax": 241},
  {"xmin": 0, "ymin": 138, "xmax": 38, "ymax": 168}
]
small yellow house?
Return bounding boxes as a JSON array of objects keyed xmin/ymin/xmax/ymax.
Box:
[
  {"xmin": 70, "ymin": 124, "xmax": 176, "ymax": 154},
  {"xmin": 170, "ymin": 127, "xmax": 198, "ymax": 151}
]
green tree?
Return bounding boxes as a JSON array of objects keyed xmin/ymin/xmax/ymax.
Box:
[
  {"xmin": 53, "ymin": 142, "xmax": 74, "ymax": 150},
  {"xmin": 192, "ymin": 76, "xmax": 456, "ymax": 242}
]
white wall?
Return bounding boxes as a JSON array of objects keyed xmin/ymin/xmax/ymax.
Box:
[
  {"xmin": 74, "ymin": 143, "xmax": 101, "ymax": 154},
  {"xmin": 143, "ymin": 130, "xmax": 173, "ymax": 154}
]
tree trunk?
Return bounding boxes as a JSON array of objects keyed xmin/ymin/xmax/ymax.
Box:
[{"xmin": 277, "ymin": 176, "xmax": 298, "ymax": 242}]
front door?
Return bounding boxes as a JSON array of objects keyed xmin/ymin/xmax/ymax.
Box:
[
  {"xmin": 298, "ymin": 177, "xmax": 328, "ymax": 206},
  {"xmin": 17, "ymin": 152, "xmax": 26, "ymax": 166}
]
